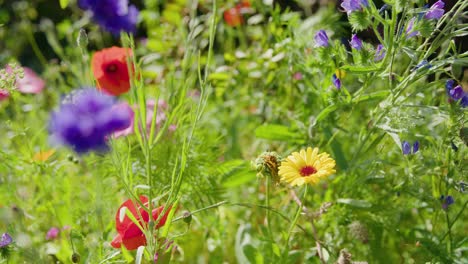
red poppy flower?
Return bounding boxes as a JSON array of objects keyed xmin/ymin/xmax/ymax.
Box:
[
  {"xmin": 224, "ymin": 7, "xmax": 243, "ymax": 27},
  {"xmin": 111, "ymin": 196, "xmax": 171, "ymax": 250},
  {"xmin": 223, "ymin": 1, "xmax": 251, "ymax": 27},
  {"xmin": 92, "ymin": 46, "xmax": 133, "ymax": 96}
]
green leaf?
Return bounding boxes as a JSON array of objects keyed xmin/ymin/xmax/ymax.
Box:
[
  {"xmin": 255, "ymin": 124, "xmax": 303, "ymax": 142},
  {"xmin": 161, "ymin": 198, "xmax": 179, "ymax": 238},
  {"xmin": 59, "ymin": 0, "xmax": 69, "ymax": 9},
  {"xmin": 341, "ymin": 64, "xmax": 381, "ymax": 73},
  {"xmin": 337, "ymin": 198, "xmax": 372, "ymax": 208},
  {"xmin": 348, "ymin": 11, "xmax": 372, "ymax": 31}
]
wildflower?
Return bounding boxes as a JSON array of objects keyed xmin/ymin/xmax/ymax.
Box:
[
  {"xmin": 0, "ymin": 233, "xmax": 12, "ymax": 248},
  {"xmin": 378, "ymin": 4, "xmax": 389, "ymax": 14},
  {"xmin": 446, "ymin": 79, "xmax": 455, "ymax": 93},
  {"xmin": 293, "ymin": 72, "xmax": 303, "ymax": 81},
  {"xmin": 374, "ymin": 44, "xmax": 385, "ymax": 61},
  {"xmin": 223, "ymin": 1, "xmax": 251, "ymax": 27},
  {"xmin": 425, "ymin": 0, "xmax": 445, "ymax": 20},
  {"xmin": 254, "ymin": 151, "xmax": 282, "ymax": 185},
  {"xmin": 350, "ymin": 34, "xmax": 363, "ymax": 50},
  {"xmin": 78, "ymin": 0, "xmax": 139, "ymax": 35},
  {"xmin": 315, "ymin": 30, "xmax": 329, "ymax": 47},
  {"xmin": 449, "ymin": 85, "xmax": 464, "ymax": 100},
  {"xmin": 46, "ymin": 227, "xmax": 60, "ymax": 240},
  {"xmin": 33, "ymin": 149, "xmax": 55, "ymax": 162},
  {"xmin": 332, "ymin": 74, "xmax": 341, "ymax": 90},
  {"xmin": 406, "ymin": 17, "xmax": 420, "ymax": 38},
  {"xmin": 49, "ymin": 89, "xmax": 132, "ymax": 153},
  {"xmin": 0, "ymin": 89, "xmax": 9, "ymax": 101},
  {"xmin": 223, "ymin": 7, "xmax": 243, "ymax": 27},
  {"xmin": 110, "ymin": 196, "xmax": 171, "ymax": 250},
  {"xmin": 112, "ymin": 99, "xmax": 170, "ymax": 138},
  {"xmin": 402, "ymin": 141, "xmax": 411, "ymax": 155},
  {"xmin": 278, "ymin": 147, "xmax": 336, "ymax": 186},
  {"xmin": 440, "ymin": 195, "xmax": 454, "ymax": 210},
  {"xmin": 92, "ymin": 47, "xmax": 133, "ymax": 96},
  {"xmin": 412, "ymin": 60, "xmax": 432, "ymax": 71},
  {"xmin": 461, "ymin": 95, "xmax": 468, "ymax": 108},
  {"xmin": 413, "ymin": 141, "xmax": 419, "ymax": 153},
  {"xmin": 14, "ymin": 67, "xmax": 45, "ymax": 94},
  {"xmin": 341, "ymin": 0, "xmax": 369, "ymax": 14}
]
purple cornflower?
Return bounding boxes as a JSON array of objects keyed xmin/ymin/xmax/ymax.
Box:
[
  {"xmin": 49, "ymin": 89, "xmax": 132, "ymax": 153},
  {"xmin": 350, "ymin": 34, "xmax": 363, "ymax": 50},
  {"xmin": 0, "ymin": 233, "xmax": 12, "ymax": 248},
  {"xmin": 341, "ymin": 0, "xmax": 369, "ymax": 14},
  {"xmin": 374, "ymin": 44, "xmax": 385, "ymax": 61},
  {"xmin": 46, "ymin": 227, "xmax": 60, "ymax": 240},
  {"xmin": 402, "ymin": 141, "xmax": 411, "ymax": 155},
  {"xmin": 332, "ymin": 74, "xmax": 341, "ymax": 90},
  {"xmin": 441, "ymin": 195, "xmax": 454, "ymax": 210},
  {"xmin": 425, "ymin": 0, "xmax": 445, "ymax": 20},
  {"xmin": 78, "ymin": 0, "xmax": 139, "ymax": 35},
  {"xmin": 315, "ymin": 30, "xmax": 329, "ymax": 47},
  {"xmin": 449, "ymin": 85, "xmax": 464, "ymax": 100}
]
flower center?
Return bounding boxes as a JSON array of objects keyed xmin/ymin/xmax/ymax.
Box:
[
  {"xmin": 105, "ymin": 63, "xmax": 118, "ymax": 73},
  {"xmin": 300, "ymin": 165, "xmax": 317, "ymax": 177}
]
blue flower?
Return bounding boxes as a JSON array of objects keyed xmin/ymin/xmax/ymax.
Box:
[
  {"xmin": 49, "ymin": 89, "xmax": 132, "ymax": 153},
  {"xmin": 449, "ymin": 85, "xmax": 464, "ymax": 100},
  {"xmin": 350, "ymin": 34, "xmax": 363, "ymax": 50},
  {"xmin": 374, "ymin": 44, "xmax": 385, "ymax": 61},
  {"xmin": 461, "ymin": 95, "xmax": 468, "ymax": 108},
  {"xmin": 441, "ymin": 195, "xmax": 454, "ymax": 210},
  {"xmin": 78, "ymin": 0, "xmax": 139, "ymax": 35},
  {"xmin": 413, "ymin": 141, "xmax": 419, "ymax": 153},
  {"xmin": 332, "ymin": 74, "xmax": 341, "ymax": 90},
  {"xmin": 406, "ymin": 17, "xmax": 420, "ymax": 38},
  {"xmin": 0, "ymin": 233, "xmax": 12, "ymax": 248},
  {"xmin": 412, "ymin": 60, "xmax": 432, "ymax": 71},
  {"xmin": 425, "ymin": 0, "xmax": 445, "ymax": 20},
  {"xmin": 402, "ymin": 141, "xmax": 411, "ymax": 155},
  {"xmin": 341, "ymin": 0, "xmax": 368, "ymax": 14},
  {"xmin": 446, "ymin": 79, "xmax": 455, "ymax": 93},
  {"xmin": 315, "ymin": 30, "xmax": 329, "ymax": 47},
  {"xmin": 378, "ymin": 4, "xmax": 389, "ymax": 14},
  {"xmin": 402, "ymin": 140, "xmax": 419, "ymax": 155}
]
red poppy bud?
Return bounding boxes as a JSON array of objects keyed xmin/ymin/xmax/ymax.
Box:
[{"xmin": 111, "ymin": 196, "xmax": 172, "ymax": 250}]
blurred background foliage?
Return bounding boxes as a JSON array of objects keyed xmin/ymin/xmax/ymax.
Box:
[{"xmin": 0, "ymin": 0, "xmax": 467, "ymax": 263}]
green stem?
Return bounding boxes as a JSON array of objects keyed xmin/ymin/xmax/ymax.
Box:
[
  {"xmin": 445, "ymin": 212, "xmax": 452, "ymax": 254},
  {"xmin": 265, "ymin": 178, "xmax": 274, "ymax": 261},
  {"xmin": 282, "ymin": 185, "xmax": 308, "ymax": 259}
]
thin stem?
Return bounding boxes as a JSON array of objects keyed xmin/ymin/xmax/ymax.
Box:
[
  {"xmin": 445, "ymin": 212, "xmax": 452, "ymax": 254},
  {"xmin": 310, "ymin": 218, "xmax": 326, "ymax": 264},
  {"xmin": 282, "ymin": 185, "xmax": 308, "ymax": 259},
  {"xmin": 265, "ymin": 178, "xmax": 274, "ymax": 261}
]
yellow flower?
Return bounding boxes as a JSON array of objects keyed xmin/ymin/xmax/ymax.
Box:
[
  {"xmin": 279, "ymin": 147, "xmax": 336, "ymax": 186},
  {"xmin": 33, "ymin": 149, "xmax": 55, "ymax": 162}
]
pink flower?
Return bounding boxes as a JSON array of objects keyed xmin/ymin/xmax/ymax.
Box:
[
  {"xmin": 0, "ymin": 89, "xmax": 9, "ymax": 101},
  {"xmin": 16, "ymin": 67, "xmax": 45, "ymax": 94},
  {"xmin": 46, "ymin": 227, "xmax": 60, "ymax": 240},
  {"xmin": 4, "ymin": 65, "xmax": 45, "ymax": 94},
  {"xmin": 113, "ymin": 99, "xmax": 173, "ymax": 138}
]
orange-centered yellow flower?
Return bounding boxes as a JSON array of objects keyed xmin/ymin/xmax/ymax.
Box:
[{"xmin": 279, "ymin": 147, "xmax": 336, "ymax": 186}]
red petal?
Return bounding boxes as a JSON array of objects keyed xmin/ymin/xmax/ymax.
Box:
[
  {"xmin": 121, "ymin": 233, "xmax": 147, "ymax": 250},
  {"xmin": 111, "ymin": 234, "xmax": 123, "ymax": 249}
]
